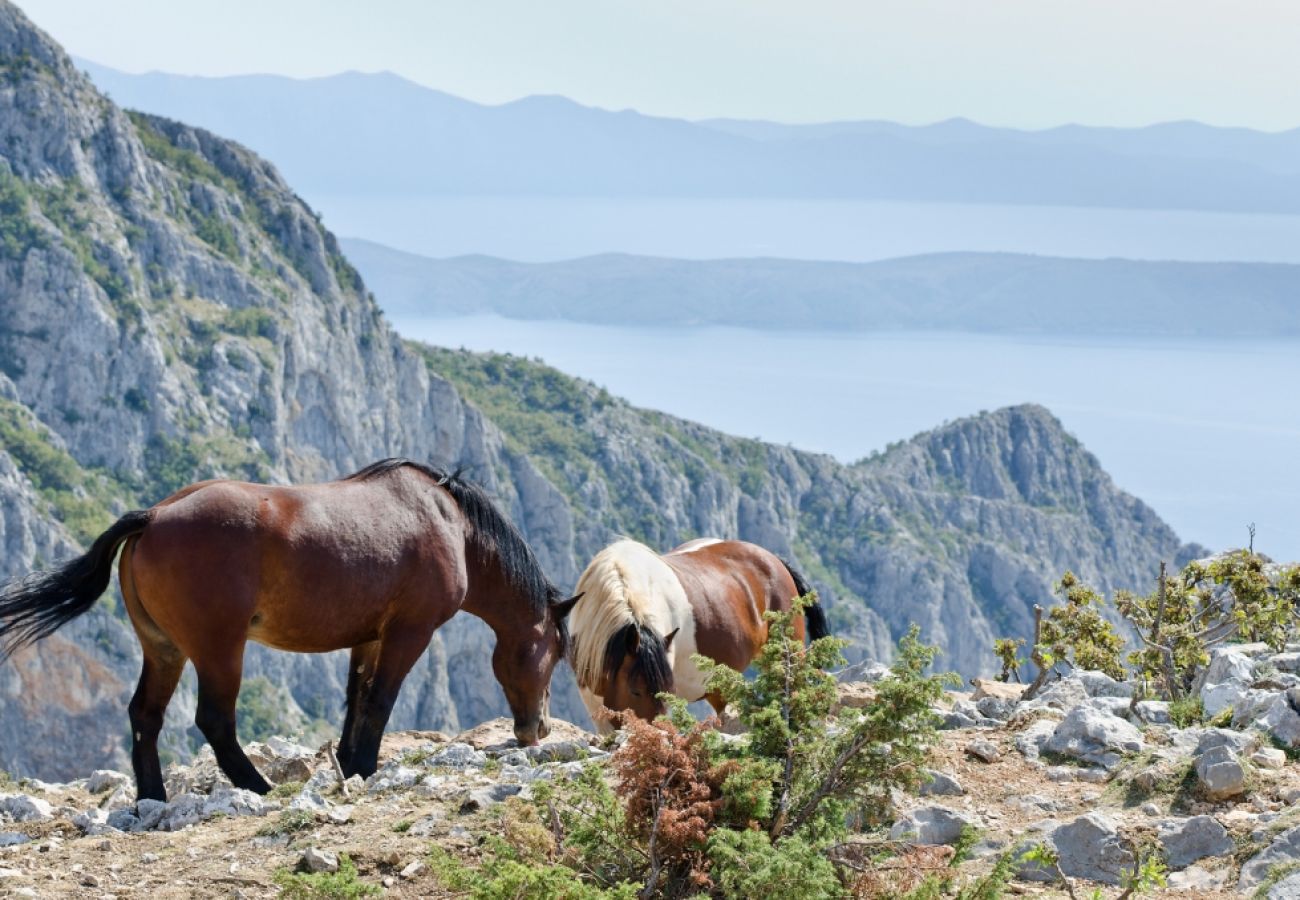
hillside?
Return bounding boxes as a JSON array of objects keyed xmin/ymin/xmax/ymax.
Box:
[
  {"xmin": 76, "ymin": 60, "xmax": 1300, "ymax": 214},
  {"xmin": 343, "ymin": 239, "xmax": 1300, "ymax": 336},
  {"xmin": 0, "ymin": 0, "xmax": 1197, "ymax": 782}
]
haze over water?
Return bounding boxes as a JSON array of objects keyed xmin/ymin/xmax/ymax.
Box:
[
  {"xmin": 319, "ymin": 195, "xmax": 1300, "ymax": 264},
  {"xmin": 393, "ymin": 315, "xmax": 1300, "ymax": 561}
]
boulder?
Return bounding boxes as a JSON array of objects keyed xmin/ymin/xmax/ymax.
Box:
[
  {"xmin": 1256, "ymin": 692, "xmax": 1300, "ymax": 748},
  {"xmin": 1022, "ymin": 675, "xmax": 1089, "ymax": 712},
  {"xmin": 1132, "ymin": 700, "xmax": 1170, "ymax": 725},
  {"xmin": 459, "ymin": 783, "xmax": 523, "ymax": 813},
  {"xmin": 975, "ymin": 696, "xmax": 1016, "ymax": 721},
  {"xmin": 87, "ymin": 770, "xmax": 130, "ymax": 795},
  {"xmin": 1049, "ymin": 813, "xmax": 1134, "ymax": 885},
  {"xmin": 1195, "ymin": 648, "xmax": 1256, "ymax": 695},
  {"xmin": 1167, "ymin": 866, "xmax": 1225, "ymax": 891},
  {"xmin": 0, "ymin": 832, "xmax": 29, "ymax": 848},
  {"xmin": 1042, "ymin": 707, "xmax": 1143, "ymax": 769},
  {"xmin": 965, "ymin": 739, "xmax": 999, "ymax": 762},
  {"xmin": 1157, "ymin": 816, "xmax": 1233, "ymax": 869},
  {"xmin": 889, "ymin": 806, "xmax": 978, "ymax": 846},
  {"xmin": 0, "ymin": 794, "xmax": 52, "ymax": 823},
  {"xmin": 202, "ymin": 784, "xmax": 273, "ymax": 818},
  {"xmin": 919, "ymin": 770, "xmax": 964, "ymax": 797},
  {"xmin": 428, "ymin": 743, "xmax": 488, "ymax": 769},
  {"xmin": 301, "ymin": 848, "xmax": 339, "ymax": 874},
  {"xmin": 1253, "ymin": 747, "xmax": 1288, "ymax": 769},
  {"xmin": 1195, "ymin": 746, "xmax": 1246, "ymax": 799},
  {"xmin": 1194, "ymin": 727, "xmax": 1260, "ymax": 757},
  {"xmin": 1077, "ymin": 670, "xmax": 1132, "ymax": 698},
  {"xmin": 1013, "ymin": 718, "xmax": 1059, "ymax": 761}
]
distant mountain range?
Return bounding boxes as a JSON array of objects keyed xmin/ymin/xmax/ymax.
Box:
[
  {"xmin": 80, "ymin": 60, "xmax": 1300, "ymax": 214},
  {"xmin": 342, "ymin": 238, "xmax": 1300, "ymax": 337}
]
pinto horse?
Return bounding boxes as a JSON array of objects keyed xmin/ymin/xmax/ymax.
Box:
[
  {"xmin": 568, "ymin": 538, "xmax": 830, "ymax": 730},
  {"xmin": 0, "ymin": 459, "xmax": 578, "ymax": 801}
]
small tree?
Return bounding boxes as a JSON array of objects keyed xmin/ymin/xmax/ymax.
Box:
[{"xmin": 1015, "ymin": 572, "xmax": 1126, "ymax": 699}]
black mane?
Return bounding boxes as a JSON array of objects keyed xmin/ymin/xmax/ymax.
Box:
[
  {"xmin": 346, "ymin": 459, "xmax": 563, "ymax": 627},
  {"xmin": 603, "ymin": 622, "xmax": 673, "ymax": 696}
]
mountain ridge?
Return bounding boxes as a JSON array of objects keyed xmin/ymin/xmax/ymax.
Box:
[
  {"xmin": 75, "ymin": 58, "xmax": 1300, "ymax": 212},
  {"xmin": 343, "ymin": 238, "xmax": 1300, "ymax": 337}
]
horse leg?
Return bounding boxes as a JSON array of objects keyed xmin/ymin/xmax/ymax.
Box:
[
  {"xmin": 127, "ymin": 643, "xmax": 186, "ymax": 802},
  {"xmin": 121, "ymin": 536, "xmax": 187, "ymax": 802},
  {"xmin": 191, "ymin": 649, "xmax": 271, "ymax": 794},
  {"xmin": 347, "ymin": 628, "xmax": 435, "ymax": 778},
  {"xmin": 336, "ymin": 641, "xmax": 380, "ymax": 775}
]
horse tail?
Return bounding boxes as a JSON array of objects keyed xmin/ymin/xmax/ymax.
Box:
[
  {"xmin": 0, "ymin": 509, "xmax": 153, "ymax": 659},
  {"xmin": 780, "ymin": 557, "xmax": 832, "ymax": 642}
]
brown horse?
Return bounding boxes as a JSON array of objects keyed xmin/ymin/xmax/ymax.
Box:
[
  {"xmin": 568, "ymin": 538, "xmax": 830, "ymax": 730},
  {"xmin": 0, "ymin": 459, "xmax": 578, "ymax": 801}
]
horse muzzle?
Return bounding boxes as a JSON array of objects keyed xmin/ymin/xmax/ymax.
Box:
[{"xmin": 514, "ymin": 716, "xmax": 550, "ymax": 747}]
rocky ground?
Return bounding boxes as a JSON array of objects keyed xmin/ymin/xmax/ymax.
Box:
[{"xmin": 5, "ymin": 645, "xmax": 1300, "ymax": 898}]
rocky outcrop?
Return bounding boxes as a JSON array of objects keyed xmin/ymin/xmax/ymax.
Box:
[{"xmin": 0, "ymin": 0, "xmax": 1201, "ymax": 780}]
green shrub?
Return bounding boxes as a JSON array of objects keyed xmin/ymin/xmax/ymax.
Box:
[{"xmin": 453, "ymin": 597, "xmax": 953, "ymax": 897}]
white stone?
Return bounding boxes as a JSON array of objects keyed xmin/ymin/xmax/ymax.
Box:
[
  {"xmin": 1195, "ymin": 746, "xmax": 1246, "ymax": 799},
  {"xmin": 302, "ymin": 848, "xmax": 339, "ymax": 874},
  {"xmin": 1042, "ymin": 706, "xmax": 1143, "ymax": 769},
  {"xmin": 919, "ymin": 770, "xmax": 964, "ymax": 797},
  {"xmin": 0, "ymin": 794, "xmax": 52, "ymax": 823},
  {"xmin": 87, "ymin": 770, "xmax": 130, "ymax": 795},
  {"xmin": 1253, "ymin": 747, "xmax": 1288, "ymax": 769},
  {"xmin": 428, "ymin": 743, "xmax": 488, "ymax": 769},
  {"xmin": 889, "ymin": 806, "xmax": 978, "ymax": 846},
  {"xmin": 1158, "ymin": 815, "xmax": 1233, "ymax": 869},
  {"xmin": 1049, "ymin": 813, "xmax": 1133, "ymax": 885}
]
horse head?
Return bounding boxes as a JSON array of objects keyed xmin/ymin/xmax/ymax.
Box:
[
  {"xmin": 598, "ymin": 623, "xmax": 679, "ymax": 724},
  {"xmin": 493, "ymin": 591, "xmax": 582, "ymax": 746}
]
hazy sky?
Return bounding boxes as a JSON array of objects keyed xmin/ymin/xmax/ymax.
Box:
[{"xmin": 18, "ymin": 0, "xmax": 1300, "ymax": 130}]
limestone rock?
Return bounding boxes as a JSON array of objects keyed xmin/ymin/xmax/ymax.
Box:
[
  {"xmin": 919, "ymin": 770, "xmax": 964, "ymax": 797},
  {"xmin": 1195, "ymin": 746, "xmax": 1246, "ymax": 800},
  {"xmin": 889, "ymin": 806, "xmax": 978, "ymax": 846},
  {"xmin": 1048, "ymin": 813, "xmax": 1134, "ymax": 885},
  {"xmin": 301, "ymin": 848, "xmax": 339, "ymax": 874},
  {"xmin": 1157, "ymin": 816, "xmax": 1233, "ymax": 870},
  {"xmin": 1241, "ymin": 825, "xmax": 1300, "ymax": 890},
  {"xmin": 1042, "ymin": 706, "xmax": 1143, "ymax": 769}
]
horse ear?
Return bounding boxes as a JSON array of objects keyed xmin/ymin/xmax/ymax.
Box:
[
  {"xmin": 552, "ymin": 592, "xmax": 583, "ymax": 620},
  {"xmin": 663, "ymin": 627, "xmax": 681, "ymax": 650}
]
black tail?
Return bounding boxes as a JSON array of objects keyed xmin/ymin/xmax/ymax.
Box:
[
  {"xmin": 781, "ymin": 557, "xmax": 832, "ymax": 642},
  {"xmin": 0, "ymin": 509, "xmax": 152, "ymax": 659}
]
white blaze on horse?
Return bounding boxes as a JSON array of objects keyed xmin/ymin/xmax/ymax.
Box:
[{"xmin": 568, "ymin": 538, "xmax": 831, "ymax": 730}]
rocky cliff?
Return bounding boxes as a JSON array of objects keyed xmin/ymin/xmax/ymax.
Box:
[{"xmin": 0, "ymin": 0, "xmax": 1198, "ymax": 781}]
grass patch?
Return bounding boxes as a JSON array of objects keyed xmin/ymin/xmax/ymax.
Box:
[
  {"xmin": 269, "ymin": 781, "xmax": 305, "ymax": 800},
  {"xmin": 257, "ymin": 808, "xmax": 317, "ymax": 837},
  {"xmin": 1254, "ymin": 861, "xmax": 1300, "ymax": 898},
  {"xmin": 1168, "ymin": 696, "xmax": 1204, "ymax": 728},
  {"xmin": 391, "ymin": 819, "xmax": 412, "ymax": 834},
  {"xmin": 273, "ymin": 855, "xmax": 379, "ymax": 899}
]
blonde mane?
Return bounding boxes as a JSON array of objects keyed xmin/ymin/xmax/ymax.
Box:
[{"xmin": 568, "ymin": 539, "xmax": 675, "ymax": 691}]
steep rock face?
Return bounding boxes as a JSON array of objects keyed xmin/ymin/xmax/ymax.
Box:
[
  {"xmin": 0, "ymin": 1, "xmax": 1199, "ymax": 780},
  {"xmin": 0, "ymin": 1, "xmax": 584, "ymax": 778},
  {"xmin": 417, "ymin": 350, "xmax": 1201, "ymax": 680}
]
